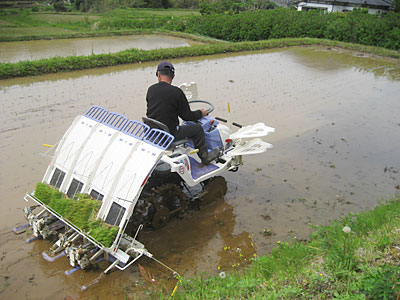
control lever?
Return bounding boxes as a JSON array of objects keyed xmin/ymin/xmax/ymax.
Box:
[{"xmin": 215, "ymin": 117, "xmax": 227, "ymax": 123}]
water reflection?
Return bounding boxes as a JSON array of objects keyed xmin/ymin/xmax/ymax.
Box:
[
  {"xmin": 0, "ymin": 35, "xmax": 191, "ymax": 63},
  {"xmin": 286, "ymin": 46, "xmax": 400, "ymax": 80},
  {"xmin": 138, "ymin": 177, "xmax": 255, "ymax": 278}
]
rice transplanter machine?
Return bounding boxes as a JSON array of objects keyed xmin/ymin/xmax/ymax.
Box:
[{"xmin": 19, "ymin": 82, "xmax": 275, "ymax": 280}]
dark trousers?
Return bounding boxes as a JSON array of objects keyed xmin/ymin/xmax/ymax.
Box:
[{"xmin": 174, "ymin": 123, "xmax": 206, "ymax": 151}]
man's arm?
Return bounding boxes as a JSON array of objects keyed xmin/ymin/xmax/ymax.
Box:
[{"xmin": 176, "ymin": 89, "xmax": 203, "ymax": 121}]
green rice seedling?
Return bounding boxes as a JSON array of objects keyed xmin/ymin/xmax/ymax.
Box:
[
  {"xmin": 34, "ymin": 182, "xmax": 53, "ymax": 204},
  {"xmin": 33, "ymin": 182, "xmax": 118, "ymax": 247},
  {"xmin": 88, "ymin": 220, "xmax": 119, "ymax": 247}
]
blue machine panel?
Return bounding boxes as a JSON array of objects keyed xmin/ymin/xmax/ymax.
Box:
[
  {"xmin": 122, "ymin": 121, "xmax": 150, "ymax": 139},
  {"xmin": 144, "ymin": 129, "xmax": 174, "ymax": 150},
  {"xmin": 102, "ymin": 112, "xmax": 128, "ymax": 131},
  {"xmin": 85, "ymin": 106, "xmax": 109, "ymax": 122},
  {"xmin": 182, "ymin": 116, "xmax": 223, "ymax": 151}
]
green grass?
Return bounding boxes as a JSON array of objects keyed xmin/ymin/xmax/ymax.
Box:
[
  {"xmin": 31, "ymin": 13, "xmax": 100, "ymax": 24},
  {"xmin": 0, "ymin": 19, "xmax": 14, "ymax": 26},
  {"xmin": 0, "ymin": 10, "xmax": 89, "ymax": 38},
  {"xmin": 166, "ymin": 197, "xmax": 400, "ymax": 299},
  {"xmin": 0, "ymin": 11, "xmax": 48, "ymax": 27},
  {"xmin": 0, "ymin": 26, "xmax": 76, "ymax": 37},
  {"xmin": 0, "ymin": 9, "xmax": 199, "ymax": 41},
  {"xmin": 34, "ymin": 182, "xmax": 118, "ymax": 247}
]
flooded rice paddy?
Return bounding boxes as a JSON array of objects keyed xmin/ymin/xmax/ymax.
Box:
[
  {"xmin": 0, "ymin": 35, "xmax": 192, "ymax": 63},
  {"xmin": 0, "ymin": 46, "xmax": 399, "ymax": 299}
]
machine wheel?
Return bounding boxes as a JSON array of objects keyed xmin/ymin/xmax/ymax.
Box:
[
  {"xmin": 152, "ymin": 207, "xmax": 170, "ymax": 229},
  {"xmin": 200, "ymin": 176, "xmax": 228, "ymax": 206},
  {"xmin": 150, "ymin": 184, "xmax": 186, "ymax": 229},
  {"xmin": 152, "ymin": 183, "xmax": 186, "ymax": 212}
]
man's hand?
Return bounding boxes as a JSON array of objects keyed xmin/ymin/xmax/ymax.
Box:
[{"xmin": 201, "ymin": 109, "xmax": 207, "ymax": 117}]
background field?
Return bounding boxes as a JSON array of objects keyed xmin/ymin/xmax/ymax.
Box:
[{"xmin": 0, "ymin": 8, "xmax": 200, "ymax": 39}]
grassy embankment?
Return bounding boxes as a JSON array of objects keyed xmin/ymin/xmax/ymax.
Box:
[
  {"xmin": 163, "ymin": 197, "xmax": 400, "ymax": 299},
  {"xmin": 0, "ymin": 9, "xmax": 399, "ymax": 79}
]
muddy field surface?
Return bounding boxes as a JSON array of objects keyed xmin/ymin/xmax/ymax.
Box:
[
  {"xmin": 0, "ymin": 46, "xmax": 399, "ymax": 299},
  {"xmin": 0, "ymin": 35, "xmax": 192, "ymax": 63}
]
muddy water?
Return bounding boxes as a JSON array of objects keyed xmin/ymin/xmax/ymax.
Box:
[
  {"xmin": 0, "ymin": 35, "xmax": 192, "ymax": 63},
  {"xmin": 1, "ymin": 46, "xmax": 399, "ymax": 299}
]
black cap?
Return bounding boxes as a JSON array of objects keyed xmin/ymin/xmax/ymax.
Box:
[{"xmin": 157, "ymin": 61, "xmax": 175, "ymax": 74}]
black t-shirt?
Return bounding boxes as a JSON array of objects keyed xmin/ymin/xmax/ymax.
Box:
[{"xmin": 146, "ymin": 81, "xmax": 202, "ymax": 134}]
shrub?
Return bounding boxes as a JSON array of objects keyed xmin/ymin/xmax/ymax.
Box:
[
  {"xmin": 169, "ymin": 9, "xmax": 400, "ymax": 50},
  {"xmin": 53, "ymin": 0, "xmax": 68, "ymax": 12}
]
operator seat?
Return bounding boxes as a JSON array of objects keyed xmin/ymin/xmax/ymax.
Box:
[{"xmin": 142, "ymin": 117, "xmax": 190, "ymax": 149}]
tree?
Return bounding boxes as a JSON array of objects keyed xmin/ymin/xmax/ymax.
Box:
[
  {"xmin": 53, "ymin": 0, "xmax": 67, "ymax": 11},
  {"xmin": 199, "ymin": 0, "xmax": 275, "ymax": 14},
  {"xmin": 394, "ymin": 0, "xmax": 400, "ymax": 12}
]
